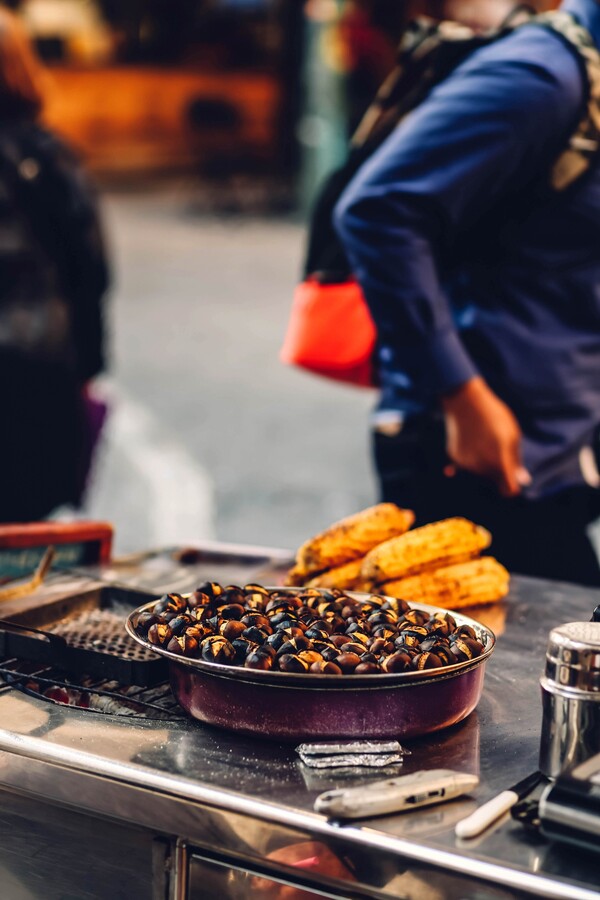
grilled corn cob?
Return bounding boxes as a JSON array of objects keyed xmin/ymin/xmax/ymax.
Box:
[
  {"xmin": 362, "ymin": 517, "xmax": 491, "ymax": 585},
  {"xmin": 292, "ymin": 504, "xmax": 415, "ymax": 579},
  {"xmin": 379, "ymin": 556, "xmax": 509, "ymax": 610},
  {"xmin": 305, "ymin": 558, "xmax": 364, "ymax": 590}
]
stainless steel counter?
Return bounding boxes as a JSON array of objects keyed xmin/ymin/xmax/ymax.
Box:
[{"xmin": 0, "ymin": 563, "xmax": 598, "ymax": 899}]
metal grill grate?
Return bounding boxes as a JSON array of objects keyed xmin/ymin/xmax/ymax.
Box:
[
  {"xmin": 49, "ymin": 607, "xmax": 157, "ymax": 662},
  {"xmin": 0, "ymin": 604, "xmax": 184, "ymax": 720},
  {"xmin": 0, "ymin": 658, "xmax": 185, "ymax": 719}
]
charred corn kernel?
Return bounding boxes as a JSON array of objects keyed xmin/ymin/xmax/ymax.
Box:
[
  {"xmin": 305, "ymin": 558, "xmax": 364, "ymax": 590},
  {"xmin": 362, "ymin": 517, "xmax": 491, "ymax": 584},
  {"xmin": 293, "ymin": 504, "xmax": 415, "ymax": 578},
  {"xmin": 380, "ymin": 556, "xmax": 510, "ymax": 610}
]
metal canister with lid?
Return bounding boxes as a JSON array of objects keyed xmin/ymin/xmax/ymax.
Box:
[{"xmin": 539, "ymin": 621, "xmax": 600, "ymax": 778}]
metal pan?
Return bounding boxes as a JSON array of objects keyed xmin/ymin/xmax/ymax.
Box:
[{"xmin": 126, "ymin": 591, "xmax": 496, "ymax": 742}]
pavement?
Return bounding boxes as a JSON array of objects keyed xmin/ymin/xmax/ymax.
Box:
[{"xmin": 82, "ymin": 182, "xmax": 376, "ymax": 555}]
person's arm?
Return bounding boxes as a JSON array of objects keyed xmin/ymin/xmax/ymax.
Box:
[{"xmin": 334, "ymin": 30, "xmax": 583, "ymax": 495}]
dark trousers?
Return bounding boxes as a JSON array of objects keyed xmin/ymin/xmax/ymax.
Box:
[
  {"xmin": 0, "ymin": 353, "xmax": 84, "ymax": 521},
  {"xmin": 373, "ymin": 417, "xmax": 600, "ymax": 587}
]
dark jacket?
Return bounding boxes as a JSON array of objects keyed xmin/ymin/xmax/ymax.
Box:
[
  {"xmin": 0, "ymin": 119, "xmax": 110, "ymax": 519},
  {"xmin": 335, "ymin": 0, "xmax": 600, "ymax": 498}
]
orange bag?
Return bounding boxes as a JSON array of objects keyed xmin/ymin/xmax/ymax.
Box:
[{"xmin": 280, "ymin": 278, "xmax": 377, "ymax": 388}]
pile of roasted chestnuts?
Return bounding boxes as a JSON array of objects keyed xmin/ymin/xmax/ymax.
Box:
[{"xmin": 135, "ymin": 583, "xmax": 486, "ymax": 675}]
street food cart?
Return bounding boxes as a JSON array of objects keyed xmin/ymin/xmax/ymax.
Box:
[{"xmin": 0, "ymin": 542, "xmax": 597, "ymax": 899}]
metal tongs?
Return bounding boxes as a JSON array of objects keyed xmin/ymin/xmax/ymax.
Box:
[{"xmin": 0, "ymin": 546, "xmax": 55, "ymax": 603}]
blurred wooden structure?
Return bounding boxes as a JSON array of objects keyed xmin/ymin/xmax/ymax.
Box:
[{"xmin": 43, "ymin": 66, "xmax": 281, "ymax": 176}]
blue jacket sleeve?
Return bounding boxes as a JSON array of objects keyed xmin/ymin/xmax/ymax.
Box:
[{"xmin": 334, "ymin": 29, "xmax": 584, "ymax": 399}]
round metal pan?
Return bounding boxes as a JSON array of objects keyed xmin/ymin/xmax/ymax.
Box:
[{"xmin": 126, "ymin": 591, "xmax": 496, "ymax": 742}]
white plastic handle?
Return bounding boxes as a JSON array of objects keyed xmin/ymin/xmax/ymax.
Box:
[{"xmin": 455, "ymin": 790, "xmax": 518, "ymax": 839}]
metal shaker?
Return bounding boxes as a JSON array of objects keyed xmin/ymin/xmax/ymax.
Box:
[{"xmin": 539, "ymin": 621, "xmax": 600, "ymax": 778}]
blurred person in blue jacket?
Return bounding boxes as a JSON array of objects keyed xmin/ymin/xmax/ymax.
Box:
[
  {"xmin": 0, "ymin": 8, "xmax": 110, "ymax": 521},
  {"xmin": 334, "ymin": 0, "xmax": 600, "ymax": 585}
]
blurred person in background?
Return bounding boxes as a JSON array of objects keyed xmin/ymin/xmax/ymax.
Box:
[
  {"xmin": 0, "ymin": 6, "xmax": 109, "ymax": 521},
  {"xmin": 334, "ymin": 0, "xmax": 600, "ymax": 586}
]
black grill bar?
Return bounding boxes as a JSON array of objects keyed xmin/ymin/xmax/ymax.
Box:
[{"xmin": 0, "ymin": 660, "xmax": 183, "ymax": 719}]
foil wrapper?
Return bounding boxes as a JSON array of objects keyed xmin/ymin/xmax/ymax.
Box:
[
  {"xmin": 296, "ymin": 740, "xmax": 409, "ymax": 769},
  {"xmin": 298, "ymin": 753, "xmax": 405, "ymax": 769},
  {"xmin": 297, "ymin": 740, "xmax": 407, "ymax": 757}
]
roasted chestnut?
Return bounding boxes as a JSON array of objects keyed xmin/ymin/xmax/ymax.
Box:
[
  {"xmin": 244, "ymin": 592, "xmax": 267, "ymax": 611},
  {"xmin": 232, "ymin": 638, "xmax": 258, "ymax": 662},
  {"xmin": 185, "ymin": 623, "xmax": 213, "ymax": 641},
  {"xmin": 245, "ymin": 651, "xmax": 273, "ymax": 671},
  {"xmin": 219, "ymin": 620, "xmax": 247, "ymax": 641},
  {"xmin": 153, "ymin": 592, "xmax": 187, "ymax": 615},
  {"xmin": 278, "ymin": 653, "xmax": 310, "ymax": 673},
  {"xmin": 411, "ymin": 651, "xmax": 443, "ymax": 670},
  {"xmin": 449, "ymin": 636, "xmax": 483, "ymax": 661},
  {"xmin": 275, "ymin": 622, "xmax": 305, "ymax": 636},
  {"xmin": 201, "ymin": 636, "xmax": 236, "ymax": 664},
  {"xmin": 244, "ymin": 583, "xmax": 269, "ymax": 596},
  {"xmin": 169, "ymin": 614, "xmax": 193, "ymax": 636},
  {"xmin": 331, "ymin": 634, "xmax": 353, "ymax": 649},
  {"xmin": 336, "ymin": 652, "xmax": 362, "ymax": 673},
  {"xmin": 382, "ymin": 651, "xmax": 412, "ymax": 673},
  {"xmin": 382, "ymin": 596, "xmax": 410, "ymax": 615},
  {"xmin": 136, "ymin": 611, "xmax": 159, "ymax": 634},
  {"xmin": 187, "ymin": 590, "xmax": 211, "ymax": 610},
  {"xmin": 276, "ymin": 636, "xmax": 311, "ymax": 655},
  {"xmin": 428, "ymin": 612, "xmax": 457, "ymax": 637},
  {"xmin": 297, "ymin": 650, "xmax": 323, "ymax": 666},
  {"xmin": 345, "ymin": 629, "xmax": 369, "ymax": 646},
  {"xmin": 342, "ymin": 641, "xmax": 368, "ymax": 656},
  {"xmin": 394, "ymin": 634, "xmax": 421, "ymax": 651},
  {"xmin": 222, "ymin": 587, "xmax": 246, "ymax": 605},
  {"xmin": 372, "ymin": 626, "xmax": 397, "ymax": 641},
  {"xmin": 241, "ymin": 612, "xmax": 271, "ymax": 630},
  {"xmin": 147, "ymin": 623, "xmax": 173, "ymax": 646},
  {"xmin": 242, "ymin": 626, "xmax": 270, "ymax": 645},
  {"xmin": 195, "ymin": 581, "xmax": 224, "ymax": 600},
  {"xmin": 310, "ymin": 660, "xmax": 342, "ymax": 675},
  {"xmin": 401, "ymin": 609, "xmax": 430, "ymax": 626},
  {"xmin": 167, "ymin": 634, "xmax": 199, "ymax": 657},
  {"xmin": 268, "ymin": 612, "xmax": 299, "ymax": 631},
  {"xmin": 266, "ymin": 630, "xmax": 292, "ymax": 651},
  {"xmin": 218, "ymin": 603, "xmax": 246, "ymax": 621},
  {"xmin": 455, "ymin": 624, "xmax": 478, "ymax": 641},
  {"xmin": 368, "ymin": 610, "xmax": 399, "ymax": 627},
  {"xmin": 354, "ymin": 662, "xmax": 382, "ymax": 675},
  {"xmin": 369, "ymin": 637, "xmax": 394, "ymax": 656},
  {"xmin": 304, "ymin": 626, "xmax": 330, "ymax": 642},
  {"xmin": 397, "ymin": 624, "xmax": 429, "ymax": 640}
]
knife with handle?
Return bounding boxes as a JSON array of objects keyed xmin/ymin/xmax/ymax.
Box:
[{"xmin": 314, "ymin": 769, "xmax": 479, "ymax": 819}]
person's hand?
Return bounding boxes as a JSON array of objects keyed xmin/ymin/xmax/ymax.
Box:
[{"xmin": 441, "ymin": 376, "xmax": 531, "ymax": 497}]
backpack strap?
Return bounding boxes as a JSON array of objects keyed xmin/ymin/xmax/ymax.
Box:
[{"xmin": 534, "ymin": 10, "xmax": 600, "ymax": 190}]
